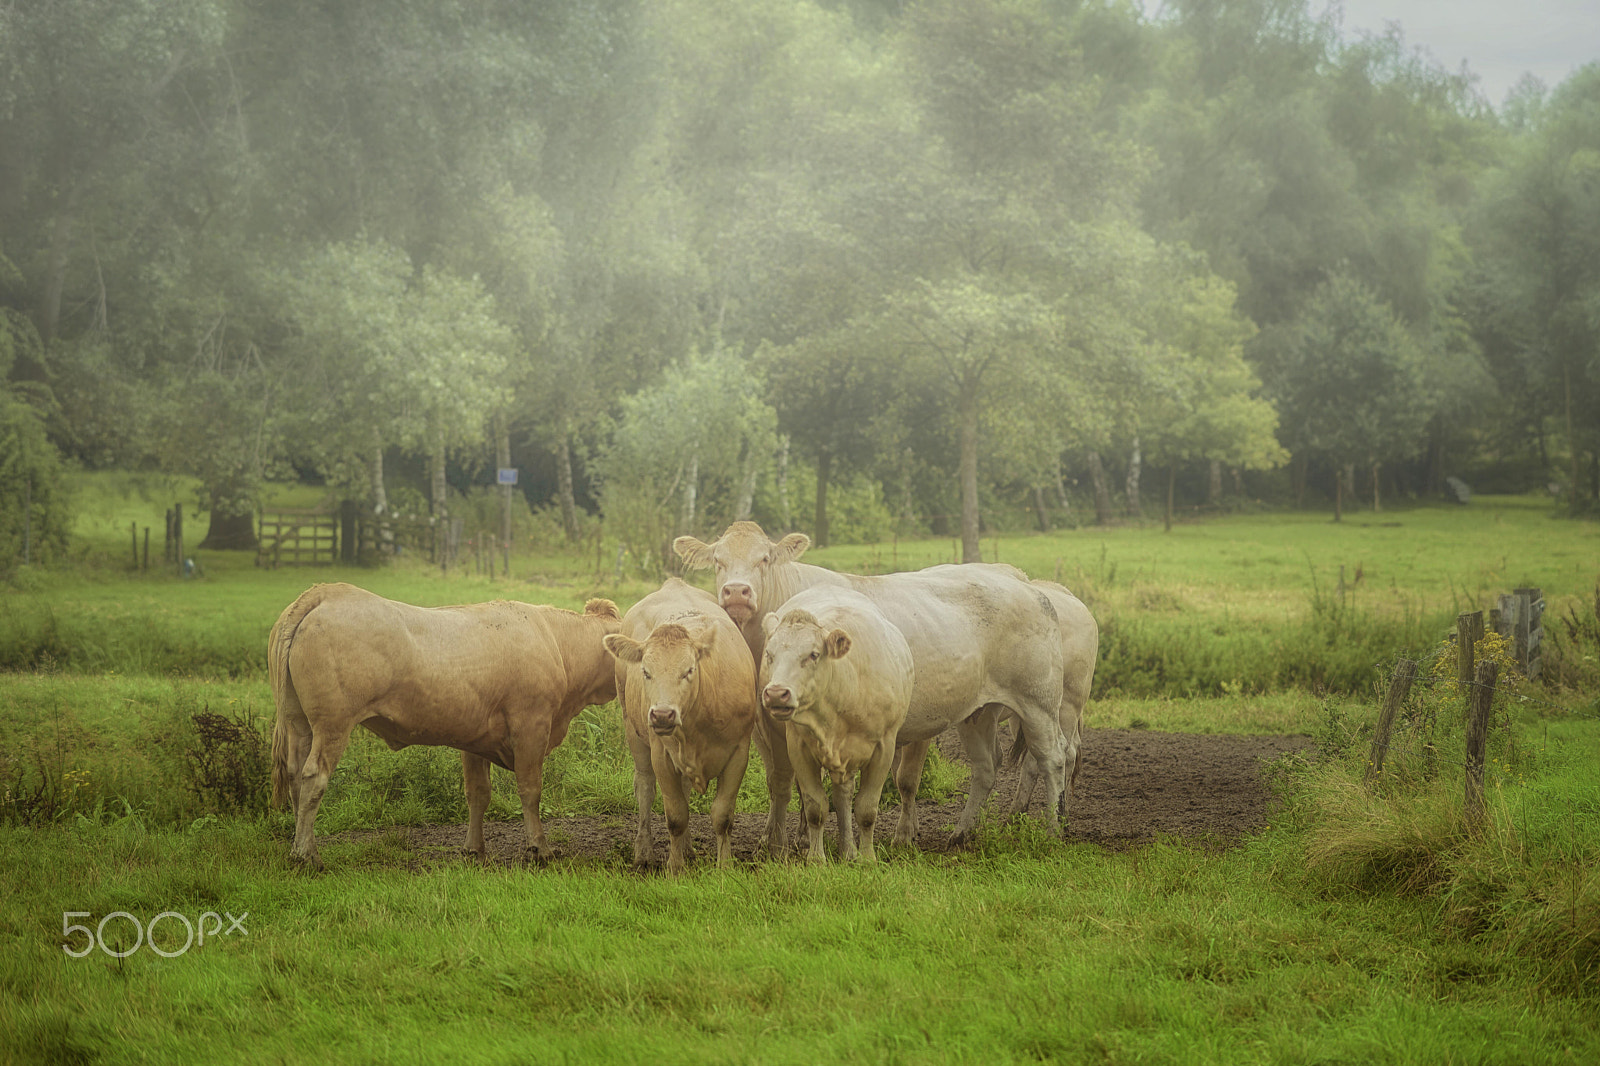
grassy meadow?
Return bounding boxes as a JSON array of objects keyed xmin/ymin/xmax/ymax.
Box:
[{"xmin": 1, "ymin": 473, "xmax": 1598, "ymax": 1064}]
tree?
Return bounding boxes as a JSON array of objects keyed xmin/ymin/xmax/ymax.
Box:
[
  {"xmin": 592, "ymin": 347, "xmax": 779, "ymax": 570},
  {"xmin": 1468, "ymin": 65, "xmax": 1600, "ymax": 505},
  {"xmin": 1267, "ymin": 273, "xmax": 1430, "ymax": 519}
]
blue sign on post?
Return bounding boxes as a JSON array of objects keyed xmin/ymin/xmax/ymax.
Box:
[{"xmin": 497, "ymin": 468, "xmax": 518, "ymax": 486}]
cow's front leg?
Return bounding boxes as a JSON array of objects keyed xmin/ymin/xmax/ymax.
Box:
[
  {"xmin": 855, "ymin": 740, "xmax": 896, "ymax": 864},
  {"xmin": 709, "ymin": 739, "xmax": 751, "ymax": 870},
  {"xmin": 625, "ymin": 724, "xmax": 657, "ymax": 868},
  {"xmin": 754, "ymin": 710, "xmax": 794, "ymax": 858},
  {"xmin": 892, "ymin": 737, "xmax": 933, "ymax": 847},
  {"xmin": 830, "ymin": 767, "xmax": 858, "ymax": 861},
  {"xmin": 951, "ymin": 705, "xmax": 1001, "ymax": 848},
  {"xmin": 787, "ymin": 736, "xmax": 829, "ymax": 863},
  {"xmin": 651, "ymin": 743, "xmax": 693, "ymax": 876},
  {"xmin": 462, "ymin": 751, "xmax": 492, "ymax": 859}
]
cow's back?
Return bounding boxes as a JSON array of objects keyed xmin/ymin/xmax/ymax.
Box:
[{"xmin": 839, "ymin": 566, "xmax": 1061, "ymax": 739}]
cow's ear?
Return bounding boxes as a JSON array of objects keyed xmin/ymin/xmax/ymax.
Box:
[
  {"xmin": 687, "ymin": 622, "xmax": 718, "ymax": 659},
  {"xmin": 584, "ymin": 598, "xmax": 621, "ymax": 621},
  {"xmin": 673, "ymin": 536, "xmax": 715, "ymax": 570},
  {"xmin": 761, "ymin": 612, "xmax": 780, "ymax": 640},
  {"xmin": 603, "ymin": 634, "xmax": 644, "ymax": 664},
  {"xmin": 824, "ymin": 629, "xmax": 852, "ymax": 660},
  {"xmin": 773, "ymin": 533, "xmax": 810, "ymax": 564}
]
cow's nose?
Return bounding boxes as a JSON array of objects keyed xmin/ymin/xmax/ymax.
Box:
[
  {"xmin": 721, "ymin": 583, "xmax": 754, "ymax": 606},
  {"xmin": 648, "ymin": 706, "xmax": 678, "ymax": 731},
  {"xmin": 762, "ymin": 685, "xmax": 795, "ymax": 715}
]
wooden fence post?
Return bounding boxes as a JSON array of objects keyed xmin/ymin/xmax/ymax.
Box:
[
  {"xmin": 1365, "ymin": 658, "xmax": 1417, "ymax": 787},
  {"xmin": 142, "ymin": 527, "xmax": 149, "ymax": 571},
  {"xmin": 131, "ymin": 522, "xmax": 139, "ymax": 570},
  {"xmin": 1464, "ymin": 659, "xmax": 1499, "ymax": 834},
  {"xmin": 1456, "ymin": 610, "xmax": 1483, "ymax": 690}
]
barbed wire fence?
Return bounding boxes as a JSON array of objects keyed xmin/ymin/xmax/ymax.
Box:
[{"xmin": 1358, "ymin": 599, "xmax": 1600, "ymax": 835}]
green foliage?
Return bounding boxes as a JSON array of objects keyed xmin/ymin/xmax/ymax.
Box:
[{"xmin": 0, "ymin": 391, "xmax": 72, "ymax": 573}]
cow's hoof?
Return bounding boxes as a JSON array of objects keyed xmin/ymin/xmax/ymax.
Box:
[
  {"xmin": 461, "ymin": 848, "xmax": 487, "ymax": 864},
  {"xmin": 522, "ymin": 846, "xmax": 553, "ymax": 866},
  {"xmin": 946, "ymin": 828, "xmax": 975, "ymax": 850},
  {"xmin": 289, "ymin": 853, "xmax": 324, "ymax": 873}
]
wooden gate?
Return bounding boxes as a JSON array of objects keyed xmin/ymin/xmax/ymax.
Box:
[{"xmin": 256, "ymin": 509, "xmax": 339, "ymax": 568}]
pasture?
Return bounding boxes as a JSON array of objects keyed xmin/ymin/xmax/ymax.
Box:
[{"xmin": 1, "ymin": 476, "xmax": 1597, "ymax": 1064}]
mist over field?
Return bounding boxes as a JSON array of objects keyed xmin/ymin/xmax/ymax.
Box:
[{"xmin": 2, "ymin": 4, "xmax": 1599, "ymax": 1064}]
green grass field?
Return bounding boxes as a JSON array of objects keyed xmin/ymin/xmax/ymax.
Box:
[{"xmin": 2, "ymin": 474, "xmax": 1597, "ymax": 1064}]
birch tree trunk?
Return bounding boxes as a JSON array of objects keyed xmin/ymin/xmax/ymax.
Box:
[
  {"xmin": 680, "ymin": 451, "xmax": 699, "ymax": 535},
  {"xmin": 958, "ymin": 382, "xmax": 982, "ymax": 563},
  {"xmin": 1033, "ymin": 485, "xmax": 1051, "ymax": 532},
  {"xmin": 369, "ymin": 428, "xmax": 393, "ymax": 551},
  {"xmin": 814, "ymin": 447, "xmax": 832, "ymax": 549},
  {"xmin": 1054, "ymin": 456, "xmax": 1072, "ymax": 521},
  {"xmin": 496, "ymin": 416, "xmax": 513, "ymax": 550},
  {"xmin": 776, "ymin": 434, "xmax": 792, "ymax": 530},
  {"xmin": 1124, "ymin": 435, "xmax": 1142, "ymax": 517},
  {"xmin": 556, "ymin": 434, "xmax": 579, "ymax": 541},
  {"xmin": 734, "ymin": 440, "xmax": 760, "ymax": 522},
  {"xmin": 1087, "ymin": 450, "xmax": 1113, "ymax": 525}
]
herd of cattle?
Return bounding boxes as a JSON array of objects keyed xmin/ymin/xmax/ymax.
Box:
[{"xmin": 268, "ymin": 521, "xmax": 1099, "ymax": 872}]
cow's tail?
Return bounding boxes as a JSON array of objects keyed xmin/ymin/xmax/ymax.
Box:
[{"xmin": 268, "ymin": 585, "xmax": 328, "ymax": 809}]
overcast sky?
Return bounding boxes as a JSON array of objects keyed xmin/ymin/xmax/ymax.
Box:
[
  {"xmin": 1142, "ymin": 1, "xmax": 1599, "ymax": 109},
  {"xmin": 1331, "ymin": 0, "xmax": 1600, "ymax": 106}
]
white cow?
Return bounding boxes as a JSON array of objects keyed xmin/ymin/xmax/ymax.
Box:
[
  {"xmin": 895, "ymin": 579, "xmax": 1099, "ymax": 826},
  {"xmin": 675, "ymin": 522, "xmax": 1070, "ymax": 850},
  {"xmin": 759, "ymin": 588, "xmax": 913, "ymax": 863}
]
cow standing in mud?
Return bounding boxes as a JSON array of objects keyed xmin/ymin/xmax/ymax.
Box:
[
  {"xmin": 268, "ymin": 584, "xmax": 622, "ymax": 870},
  {"xmin": 759, "ymin": 587, "xmax": 912, "ymax": 863},
  {"xmin": 603, "ymin": 578, "xmax": 756, "ymax": 874},
  {"xmin": 675, "ymin": 522, "xmax": 1074, "ymax": 851}
]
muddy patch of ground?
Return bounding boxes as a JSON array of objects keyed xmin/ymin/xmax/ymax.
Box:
[{"xmin": 335, "ymin": 727, "xmax": 1311, "ymax": 870}]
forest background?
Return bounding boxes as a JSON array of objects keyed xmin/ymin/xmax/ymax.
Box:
[{"xmin": 3, "ymin": 0, "xmax": 1600, "ymax": 568}]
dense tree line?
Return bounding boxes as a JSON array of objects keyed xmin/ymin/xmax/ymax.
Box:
[{"xmin": 2, "ymin": 0, "xmax": 1597, "ymax": 564}]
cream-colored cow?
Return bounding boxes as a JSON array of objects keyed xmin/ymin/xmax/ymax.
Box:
[
  {"xmin": 268, "ymin": 583, "xmax": 621, "ymax": 869},
  {"xmin": 675, "ymin": 522, "xmax": 1070, "ymax": 849},
  {"xmin": 759, "ymin": 588, "xmax": 912, "ymax": 863},
  {"xmin": 604, "ymin": 579, "xmax": 756, "ymax": 874}
]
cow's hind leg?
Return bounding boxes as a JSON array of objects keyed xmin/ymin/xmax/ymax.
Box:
[
  {"xmin": 511, "ymin": 729, "xmax": 555, "ymax": 863},
  {"xmin": 290, "ymin": 728, "xmax": 352, "ymax": 871},
  {"xmin": 891, "ymin": 738, "xmax": 932, "ymax": 847},
  {"xmin": 462, "ymin": 752, "xmax": 492, "ymax": 859},
  {"xmin": 950, "ymin": 705, "xmax": 1001, "ymax": 848}
]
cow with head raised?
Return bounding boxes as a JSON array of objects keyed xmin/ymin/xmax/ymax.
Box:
[
  {"xmin": 603, "ymin": 578, "xmax": 756, "ymax": 874},
  {"xmin": 676, "ymin": 522, "xmax": 1074, "ymax": 847}
]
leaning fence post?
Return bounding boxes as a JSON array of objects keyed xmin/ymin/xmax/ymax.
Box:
[
  {"xmin": 1365, "ymin": 658, "xmax": 1417, "ymax": 787},
  {"xmin": 1464, "ymin": 658, "xmax": 1499, "ymax": 834}
]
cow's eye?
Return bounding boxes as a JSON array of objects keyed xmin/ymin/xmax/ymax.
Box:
[
  {"xmin": 641, "ymin": 669, "xmax": 652, "ymax": 680},
  {"xmin": 682, "ymin": 667, "xmax": 694, "ymax": 680},
  {"xmin": 807, "ymin": 651, "xmax": 819, "ymax": 663},
  {"xmin": 760, "ymin": 553, "xmax": 770, "ymax": 564}
]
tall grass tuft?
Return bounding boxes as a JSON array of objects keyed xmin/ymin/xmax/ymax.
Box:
[{"xmin": 1280, "ymin": 631, "xmax": 1600, "ymax": 994}]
